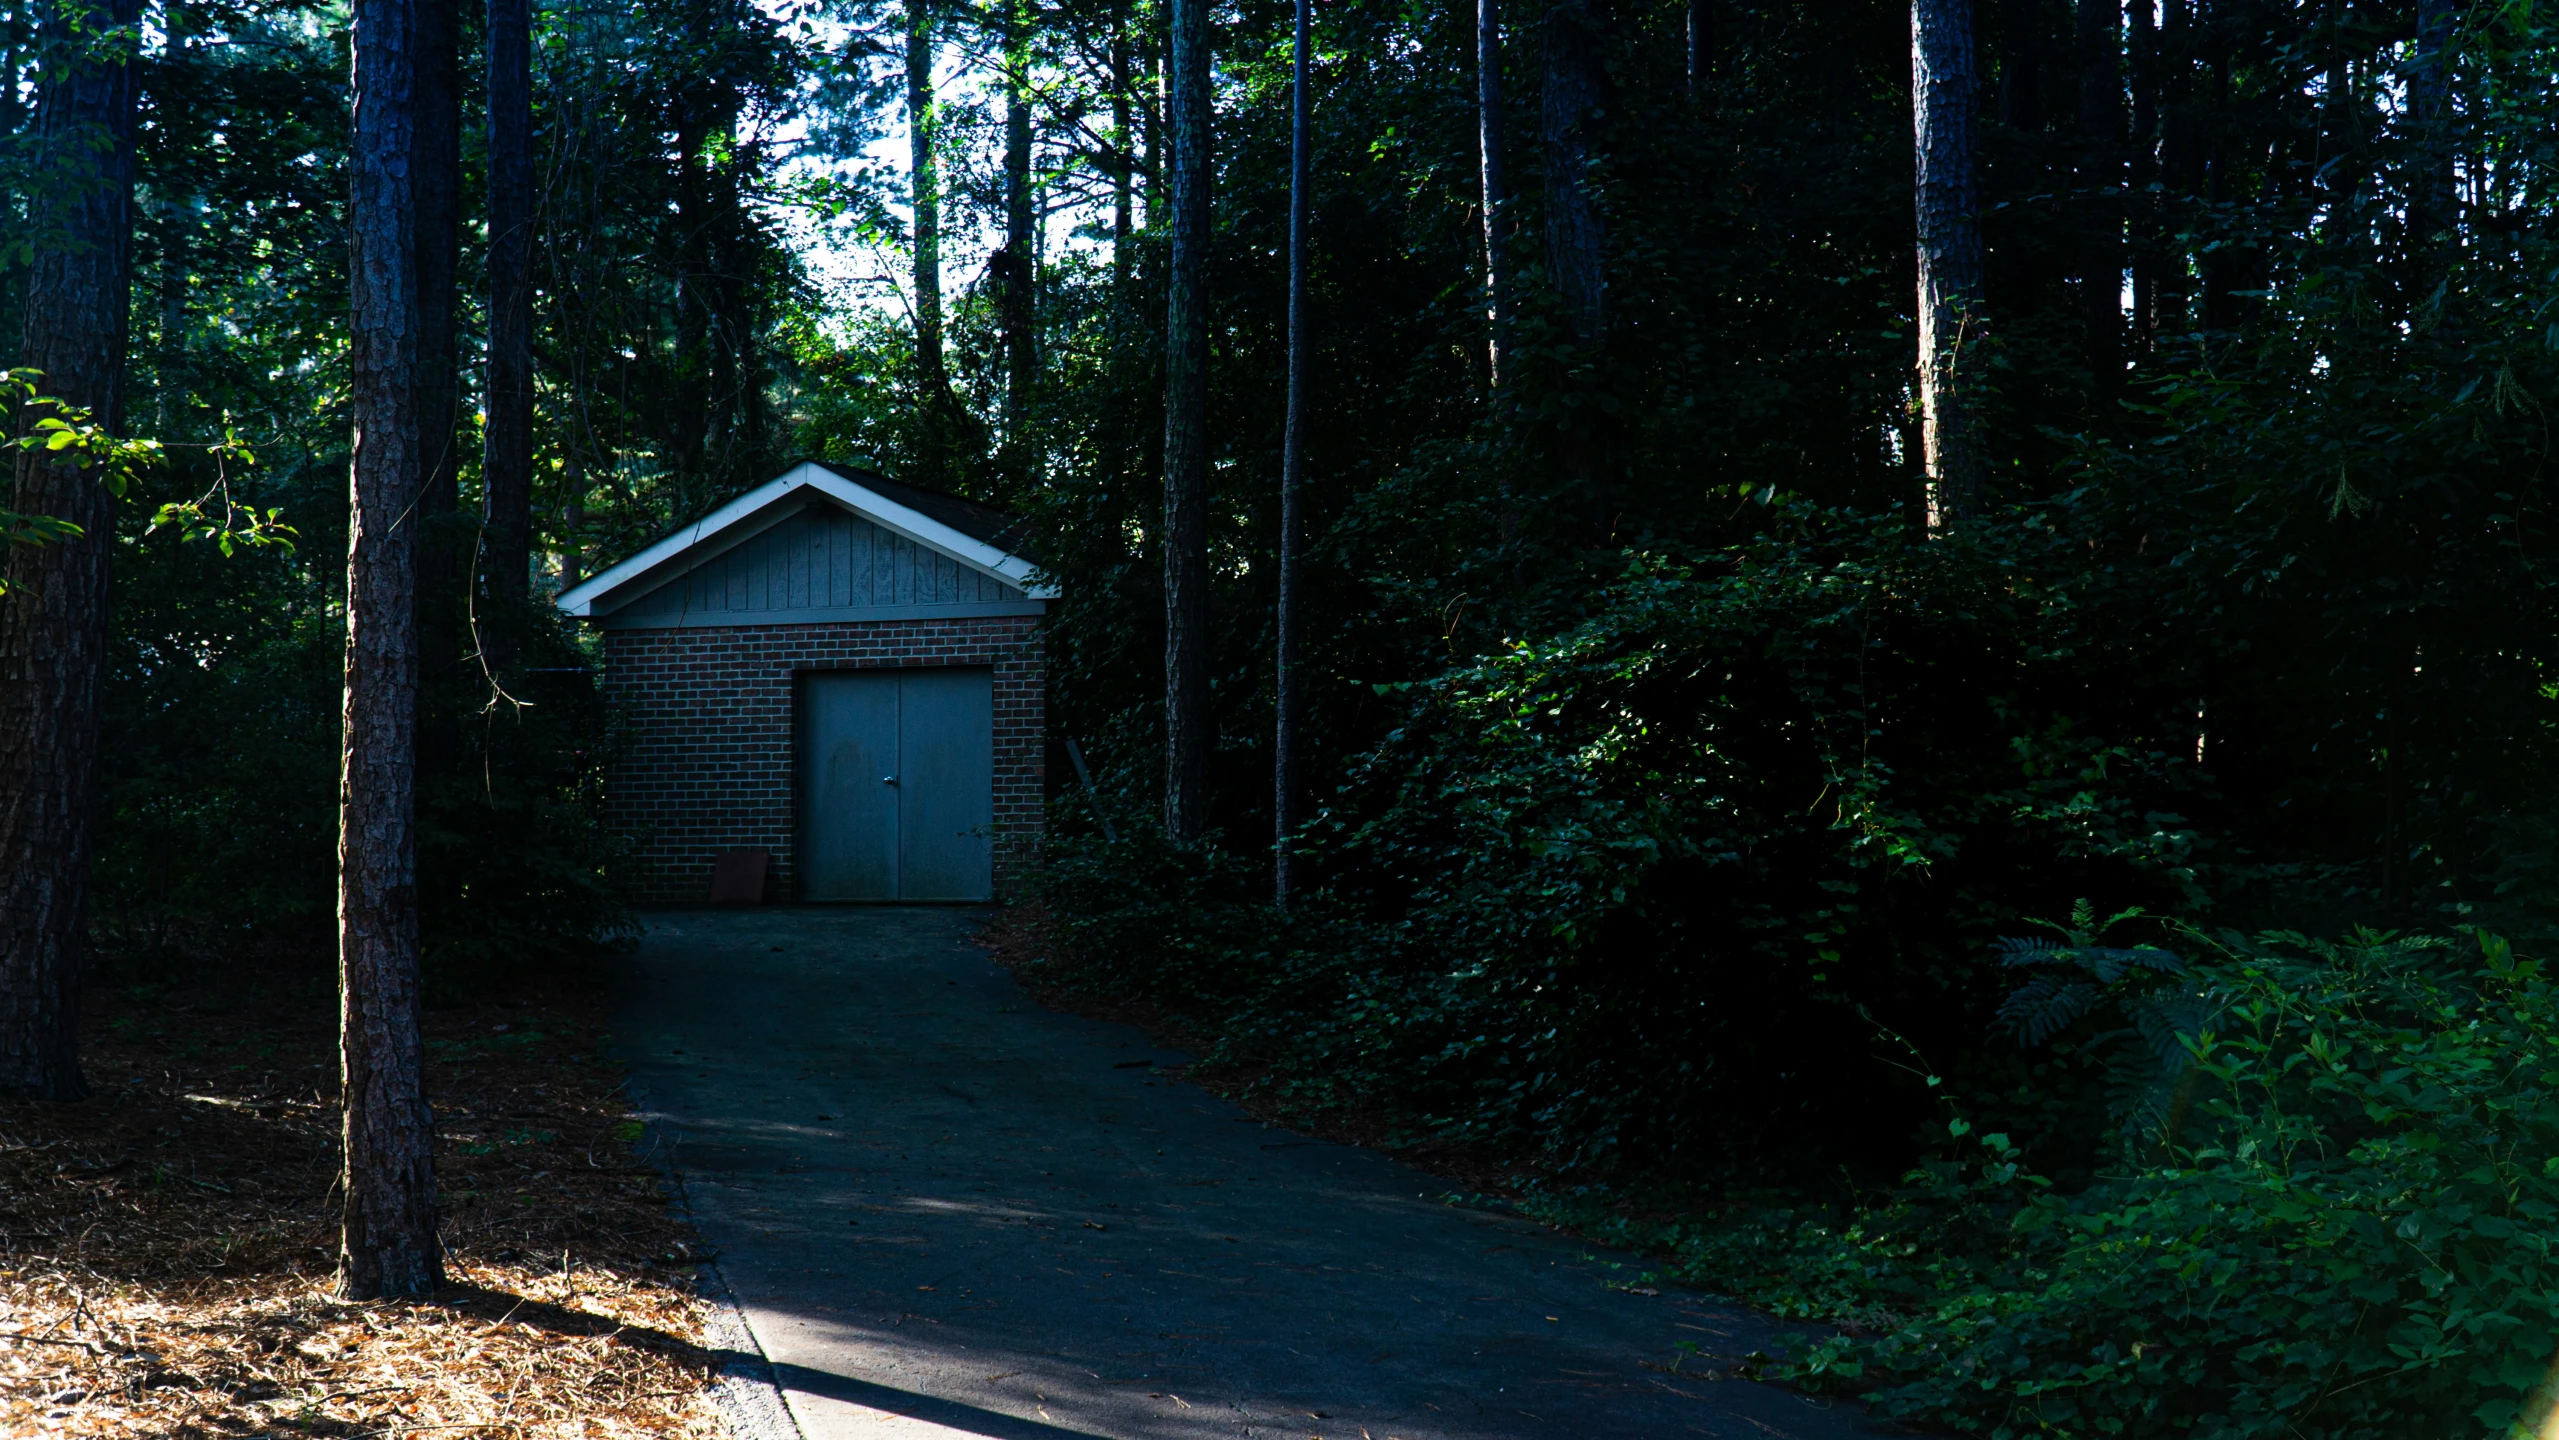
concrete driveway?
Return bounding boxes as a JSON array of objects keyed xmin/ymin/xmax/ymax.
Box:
[{"xmin": 615, "ymin": 908, "xmax": 1892, "ymax": 1440}]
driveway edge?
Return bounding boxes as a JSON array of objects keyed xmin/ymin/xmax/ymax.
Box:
[
  {"xmin": 629, "ymin": 1075, "xmax": 804, "ymax": 1440},
  {"xmin": 697, "ymin": 1259, "xmax": 805, "ymax": 1440}
]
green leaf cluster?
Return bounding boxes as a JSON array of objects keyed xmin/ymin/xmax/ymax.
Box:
[{"xmin": 1556, "ymin": 928, "xmax": 2559, "ymax": 1440}]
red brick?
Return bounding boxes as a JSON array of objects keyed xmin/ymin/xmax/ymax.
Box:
[{"xmin": 600, "ymin": 617, "xmax": 1047, "ymax": 904}]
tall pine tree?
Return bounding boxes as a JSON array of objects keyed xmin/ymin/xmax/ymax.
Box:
[
  {"xmin": 339, "ymin": 0, "xmax": 443, "ymax": 1302},
  {"xmin": 0, "ymin": 0, "xmax": 143, "ymax": 1103}
]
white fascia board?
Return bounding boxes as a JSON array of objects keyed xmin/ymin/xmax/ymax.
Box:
[
  {"xmin": 554, "ymin": 471, "xmax": 801, "ymax": 617},
  {"xmin": 796, "ymin": 466, "xmax": 1061, "ymax": 599},
  {"xmin": 554, "ymin": 462, "xmax": 1058, "ymax": 617}
]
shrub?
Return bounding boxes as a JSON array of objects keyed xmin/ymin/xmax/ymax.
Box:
[
  {"xmin": 1557, "ymin": 927, "xmax": 2559, "ymax": 1440},
  {"xmin": 1043, "ymin": 510, "xmax": 2217, "ymax": 1179}
]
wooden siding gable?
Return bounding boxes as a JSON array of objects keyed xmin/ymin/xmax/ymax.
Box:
[
  {"xmin": 557, "ymin": 461, "xmax": 1055, "ymax": 626},
  {"xmin": 595, "ymin": 501, "xmax": 1037, "ymax": 630}
]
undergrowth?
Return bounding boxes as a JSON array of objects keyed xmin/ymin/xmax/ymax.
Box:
[{"xmin": 1529, "ymin": 927, "xmax": 2559, "ymax": 1440}]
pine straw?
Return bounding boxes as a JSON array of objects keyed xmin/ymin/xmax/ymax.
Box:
[{"xmin": 0, "ymin": 948, "xmax": 723, "ymax": 1439}]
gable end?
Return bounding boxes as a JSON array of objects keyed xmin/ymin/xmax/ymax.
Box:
[{"xmin": 557, "ymin": 461, "xmax": 1056, "ymax": 629}]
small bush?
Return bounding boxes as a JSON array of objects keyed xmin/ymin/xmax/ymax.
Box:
[
  {"xmin": 1041, "ymin": 515, "xmax": 2219, "ymax": 1179},
  {"xmin": 1552, "ymin": 927, "xmax": 2559, "ymax": 1440}
]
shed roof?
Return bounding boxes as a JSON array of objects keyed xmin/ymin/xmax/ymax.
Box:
[
  {"xmin": 555, "ymin": 460, "xmax": 1056, "ymax": 622},
  {"xmin": 809, "ymin": 460, "xmax": 1026, "ymax": 550}
]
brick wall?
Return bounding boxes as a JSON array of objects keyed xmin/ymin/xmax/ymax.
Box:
[{"xmin": 600, "ymin": 615, "xmax": 1046, "ymax": 904}]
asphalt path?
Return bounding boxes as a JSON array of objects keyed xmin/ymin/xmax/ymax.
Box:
[{"xmin": 615, "ymin": 907, "xmax": 1894, "ymax": 1440}]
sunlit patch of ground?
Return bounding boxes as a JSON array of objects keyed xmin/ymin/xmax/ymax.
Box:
[{"xmin": 0, "ymin": 944, "xmax": 722, "ymax": 1438}]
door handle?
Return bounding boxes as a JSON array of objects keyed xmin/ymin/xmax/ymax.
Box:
[{"xmin": 882, "ymin": 776, "xmax": 898, "ymax": 785}]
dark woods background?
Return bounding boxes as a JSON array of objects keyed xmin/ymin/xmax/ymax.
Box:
[{"xmin": 6, "ymin": 0, "xmax": 2558, "ymax": 1189}]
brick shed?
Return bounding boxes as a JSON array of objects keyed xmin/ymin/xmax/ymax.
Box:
[{"xmin": 555, "ymin": 460, "xmax": 1054, "ymax": 904}]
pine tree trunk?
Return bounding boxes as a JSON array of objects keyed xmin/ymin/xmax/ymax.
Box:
[
  {"xmin": 1161, "ymin": 0, "xmax": 1212, "ymax": 844},
  {"xmin": 412, "ymin": 0, "xmax": 460, "ymax": 765},
  {"xmin": 0, "ymin": 10, "xmax": 23, "ymax": 149},
  {"xmin": 0, "ymin": 0, "xmax": 141, "ymax": 1103},
  {"xmin": 155, "ymin": 192, "xmax": 191, "ymax": 430},
  {"xmin": 906, "ymin": 0, "xmax": 948, "ymax": 479},
  {"xmin": 154, "ymin": 1, "xmax": 198, "ymax": 433},
  {"xmin": 670, "ymin": 107, "xmax": 710, "ymax": 500},
  {"xmin": 1002, "ymin": 0, "xmax": 1035, "ymax": 465},
  {"xmin": 2075, "ymin": 0, "xmax": 2119, "ymax": 395},
  {"xmin": 1275, "ymin": 0, "xmax": 1309, "ymax": 903},
  {"xmin": 2153, "ymin": 0, "xmax": 2193, "ymax": 337},
  {"xmin": 1111, "ymin": 8, "xmax": 1133, "ymax": 293},
  {"xmin": 556, "ymin": 457, "xmax": 585, "ymax": 590},
  {"xmin": 1686, "ymin": 0, "xmax": 1709, "ymax": 98},
  {"xmin": 2127, "ymin": 0, "xmax": 2156, "ymax": 355},
  {"xmin": 1477, "ymin": 0, "xmax": 1509, "ymax": 398},
  {"xmin": 481, "ymin": 0, "xmax": 534, "ymax": 645},
  {"xmin": 1541, "ymin": 0, "xmax": 1611, "ymax": 533},
  {"xmin": 2408, "ymin": 0, "xmax": 2454, "ymax": 260},
  {"xmin": 1911, "ymin": 0, "xmax": 1984, "ymax": 528},
  {"xmin": 2197, "ymin": 56, "xmax": 2234, "ymax": 333},
  {"xmin": 340, "ymin": 0, "xmax": 442, "ymax": 1302},
  {"xmin": 1145, "ymin": 40, "xmax": 1165, "ymax": 226},
  {"xmin": 699, "ymin": 110, "xmax": 745, "ymax": 479}
]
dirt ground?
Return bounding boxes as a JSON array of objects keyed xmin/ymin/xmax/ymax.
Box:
[{"xmin": 0, "ymin": 938, "xmax": 724, "ymax": 1439}]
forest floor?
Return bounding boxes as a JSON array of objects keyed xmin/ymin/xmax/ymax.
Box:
[{"xmin": 0, "ymin": 938, "xmax": 725, "ymax": 1439}]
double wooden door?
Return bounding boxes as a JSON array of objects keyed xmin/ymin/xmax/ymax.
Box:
[{"xmin": 797, "ymin": 668, "xmax": 993, "ymax": 901}]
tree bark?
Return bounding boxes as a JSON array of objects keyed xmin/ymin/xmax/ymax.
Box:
[
  {"xmin": 2075, "ymin": 0, "xmax": 2119, "ymax": 395},
  {"xmin": 1477, "ymin": 0, "xmax": 1509, "ymax": 398},
  {"xmin": 0, "ymin": 9, "xmax": 24, "ymax": 147},
  {"xmin": 1275, "ymin": 0, "xmax": 1308, "ymax": 903},
  {"xmin": 412, "ymin": 0, "xmax": 459, "ymax": 766},
  {"xmin": 906, "ymin": 0, "xmax": 949, "ymax": 481},
  {"xmin": 154, "ymin": 0, "xmax": 198, "ymax": 433},
  {"xmin": 481, "ymin": 0, "xmax": 534, "ymax": 650},
  {"xmin": 2152, "ymin": 0, "xmax": 2193, "ymax": 338},
  {"xmin": 1541, "ymin": 0, "xmax": 1611, "ymax": 533},
  {"xmin": 0, "ymin": 0, "xmax": 142, "ymax": 1103},
  {"xmin": 1111, "ymin": 6, "xmax": 1133, "ymax": 293},
  {"xmin": 2127, "ymin": 0, "xmax": 2156, "ymax": 355},
  {"xmin": 2197, "ymin": 54, "xmax": 2235, "ymax": 333},
  {"xmin": 2408, "ymin": 0, "xmax": 2455, "ymax": 261},
  {"xmin": 1685, "ymin": 0, "xmax": 1709, "ymax": 98},
  {"xmin": 1161, "ymin": 0, "xmax": 1211, "ymax": 844},
  {"xmin": 341, "ymin": 0, "xmax": 442, "ymax": 1302},
  {"xmin": 154, "ymin": 192, "xmax": 191, "ymax": 430},
  {"xmin": 669, "ymin": 82, "xmax": 713, "ymax": 500},
  {"xmin": 1000, "ymin": 0, "xmax": 1035, "ymax": 465},
  {"xmin": 1912, "ymin": 0, "xmax": 1984, "ymax": 528},
  {"xmin": 1144, "ymin": 39, "xmax": 1164, "ymax": 226},
  {"xmin": 556, "ymin": 456, "xmax": 585, "ymax": 590}
]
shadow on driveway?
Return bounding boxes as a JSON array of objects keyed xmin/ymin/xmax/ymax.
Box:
[{"xmin": 618, "ymin": 907, "xmax": 1892, "ymax": 1440}]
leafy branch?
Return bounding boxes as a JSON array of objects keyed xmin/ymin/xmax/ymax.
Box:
[
  {"xmin": 143, "ymin": 419, "xmax": 296, "ymax": 558},
  {"xmin": 2, "ymin": 372, "xmax": 293, "ymax": 577}
]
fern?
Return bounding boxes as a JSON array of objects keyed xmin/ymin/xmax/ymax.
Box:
[
  {"xmin": 1991, "ymin": 902, "xmax": 2219, "ymax": 1150},
  {"xmin": 1993, "ymin": 973, "xmax": 2101, "ymax": 1046}
]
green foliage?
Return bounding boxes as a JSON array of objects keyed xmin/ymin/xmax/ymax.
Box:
[
  {"xmin": 141, "ymin": 432, "xmax": 296, "ymax": 557},
  {"xmin": 1548, "ymin": 928, "xmax": 2559, "ymax": 1440},
  {"xmin": 0, "ymin": 369, "xmax": 164, "ymax": 558},
  {"xmin": 417, "ymin": 637, "xmax": 640, "ymax": 985},
  {"xmin": 30, "ymin": 0, "xmax": 2559, "ymax": 1420},
  {"xmin": 1043, "ymin": 507, "xmax": 2224, "ymax": 1177},
  {"xmin": 1991, "ymin": 903, "xmax": 2219, "ymax": 1149},
  {"xmin": 54, "ymin": 0, "xmax": 639, "ymax": 973}
]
